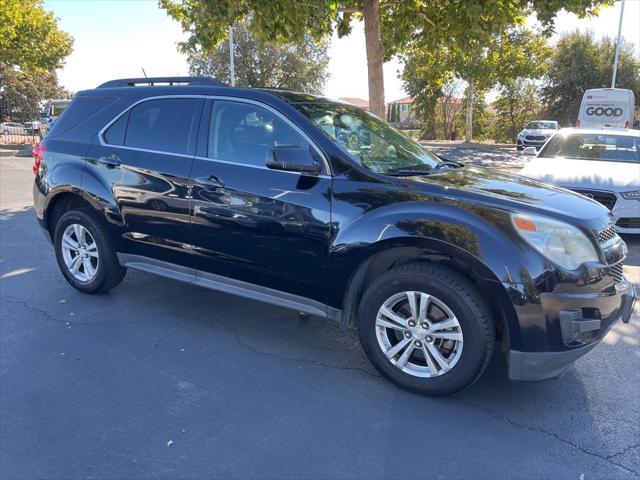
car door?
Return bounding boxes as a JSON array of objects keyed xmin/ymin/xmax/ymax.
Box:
[
  {"xmin": 190, "ymin": 98, "xmax": 333, "ymax": 304},
  {"xmin": 85, "ymin": 96, "xmax": 204, "ymax": 268}
]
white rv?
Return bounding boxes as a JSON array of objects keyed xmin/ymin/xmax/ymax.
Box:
[{"xmin": 577, "ymin": 88, "xmax": 635, "ymax": 129}]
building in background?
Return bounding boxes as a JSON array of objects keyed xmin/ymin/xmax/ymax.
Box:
[
  {"xmin": 338, "ymin": 97, "xmax": 370, "ymax": 111},
  {"xmin": 387, "ymin": 96, "xmax": 417, "ymax": 128}
]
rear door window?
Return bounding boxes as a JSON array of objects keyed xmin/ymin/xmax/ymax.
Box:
[{"xmin": 111, "ymin": 98, "xmax": 201, "ymax": 155}]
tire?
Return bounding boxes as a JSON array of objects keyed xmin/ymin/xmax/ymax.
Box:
[
  {"xmin": 2, "ymin": 130, "xmax": 8, "ymax": 136},
  {"xmin": 53, "ymin": 209, "xmax": 126, "ymax": 293},
  {"xmin": 357, "ymin": 263, "xmax": 494, "ymax": 396}
]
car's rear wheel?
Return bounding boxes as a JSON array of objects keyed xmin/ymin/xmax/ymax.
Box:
[
  {"xmin": 357, "ymin": 263, "xmax": 494, "ymax": 396},
  {"xmin": 54, "ymin": 209, "xmax": 126, "ymax": 293}
]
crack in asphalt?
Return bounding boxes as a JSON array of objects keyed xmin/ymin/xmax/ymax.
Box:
[
  {"xmin": 1, "ymin": 295, "xmax": 146, "ymax": 327},
  {"xmin": 1, "ymin": 294, "xmax": 382, "ymax": 380},
  {"xmin": 231, "ymin": 326, "xmax": 382, "ymax": 379},
  {"xmin": 607, "ymin": 442, "xmax": 640, "ymax": 460},
  {"xmin": 3, "ymin": 292, "xmax": 638, "ymax": 475},
  {"xmin": 454, "ymin": 396, "xmax": 640, "ymax": 477}
]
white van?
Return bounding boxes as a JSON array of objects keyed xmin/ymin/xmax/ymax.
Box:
[{"xmin": 577, "ymin": 88, "xmax": 635, "ymax": 129}]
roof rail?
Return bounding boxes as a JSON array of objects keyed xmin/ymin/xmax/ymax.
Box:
[{"xmin": 97, "ymin": 77, "xmax": 225, "ymax": 88}]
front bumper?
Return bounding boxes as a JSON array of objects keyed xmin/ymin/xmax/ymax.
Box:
[
  {"xmin": 612, "ymin": 198, "xmax": 640, "ymax": 234},
  {"xmin": 517, "ymin": 136, "xmax": 550, "ymax": 149},
  {"xmin": 508, "ymin": 279, "xmax": 636, "ymax": 381}
]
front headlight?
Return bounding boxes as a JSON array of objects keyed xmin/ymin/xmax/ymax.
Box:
[
  {"xmin": 511, "ymin": 213, "xmax": 599, "ymax": 270},
  {"xmin": 620, "ymin": 190, "xmax": 640, "ymax": 200}
]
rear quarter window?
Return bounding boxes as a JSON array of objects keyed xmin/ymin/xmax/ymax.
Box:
[
  {"xmin": 122, "ymin": 98, "xmax": 200, "ymax": 155},
  {"xmin": 46, "ymin": 96, "xmax": 117, "ymax": 138}
]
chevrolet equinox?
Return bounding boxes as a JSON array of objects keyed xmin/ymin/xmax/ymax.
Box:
[{"xmin": 33, "ymin": 77, "xmax": 636, "ymax": 395}]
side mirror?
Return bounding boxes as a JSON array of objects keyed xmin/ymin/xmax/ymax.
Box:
[
  {"xmin": 523, "ymin": 146, "xmax": 537, "ymax": 156},
  {"xmin": 266, "ymin": 146, "xmax": 322, "ymax": 174}
]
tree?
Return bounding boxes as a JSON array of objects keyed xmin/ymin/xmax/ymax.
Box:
[
  {"xmin": 403, "ymin": 26, "xmax": 549, "ymax": 143},
  {"xmin": 187, "ymin": 20, "xmax": 329, "ymax": 92},
  {"xmin": 491, "ymin": 78, "xmax": 543, "ymax": 143},
  {"xmin": 0, "ymin": 63, "xmax": 70, "ymax": 122},
  {"xmin": 159, "ymin": 0, "xmax": 611, "ymax": 119},
  {"xmin": 436, "ymin": 83, "xmax": 464, "ymax": 140},
  {"xmin": 0, "ymin": 0, "xmax": 72, "ymax": 122},
  {"xmin": 0, "ymin": 0, "xmax": 73, "ymax": 72},
  {"xmin": 541, "ymin": 31, "xmax": 640, "ymax": 126}
]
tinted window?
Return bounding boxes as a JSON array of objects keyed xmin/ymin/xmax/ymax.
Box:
[
  {"xmin": 103, "ymin": 112, "xmax": 127, "ymax": 145},
  {"xmin": 124, "ymin": 98, "xmax": 199, "ymax": 155},
  {"xmin": 207, "ymin": 100, "xmax": 309, "ymax": 166},
  {"xmin": 47, "ymin": 96, "xmax": 114, "ymax": 138}
]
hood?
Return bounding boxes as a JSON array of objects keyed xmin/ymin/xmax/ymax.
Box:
[
  {"xmin": 401, "ymin": 166, "xmax": 608, "ymax": 223},
  {"xmin": 519, "ymin": 128, "xmax": 555, "ymax": 136},
  {"xmin": 521, "ymin": 157, "xmax": 640, "ymax": 191}
]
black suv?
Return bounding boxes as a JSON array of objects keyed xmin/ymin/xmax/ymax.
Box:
[{"xmin": 33, "ymin": 77, "xmax": 636, "ymax": 395}]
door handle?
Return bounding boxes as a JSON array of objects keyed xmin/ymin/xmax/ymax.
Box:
[
  {"xmin": 195, "ymin": 175, "xmax": 225, "ymax": 188},
  {"xmin": 97, "ymin": 154, "xmax": 121, "ymax": 168}
]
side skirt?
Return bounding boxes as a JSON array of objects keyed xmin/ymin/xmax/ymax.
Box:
[{"xmin": 117, "ymin": 253, "xmax": 341, "ymax": 320}]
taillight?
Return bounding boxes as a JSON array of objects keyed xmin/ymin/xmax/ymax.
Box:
[
  {"xmin": 576, "ymin": 119, "xmax": 580, "ymax": 127},
  {"xmin": 625, "ymin": 120, "xmax": 631, "ymax": 129},
  {"xmin": 32, "ymin": 143, "xmax": 47, "ymax": 175}
]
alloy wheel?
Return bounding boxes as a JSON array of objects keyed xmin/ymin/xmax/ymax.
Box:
[
  {"xmin": 61, "ymin": 224, "xmax": 99, "ymax": 282},
  {"xmin": 375, "ymin": 291, "xmax": 464, "ymax": 378}
]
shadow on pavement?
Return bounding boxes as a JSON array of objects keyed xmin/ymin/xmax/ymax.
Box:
[{"xmin": 1, "ymin": 206, "xmax": 638, "ymax": 478}]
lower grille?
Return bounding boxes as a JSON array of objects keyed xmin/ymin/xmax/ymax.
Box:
[
  {"xmin": 609, "ymin": 262, "xmax": 624, "ymax": 284},
  {"xmin": 568, "ymin": 188, "xmax": 617, "ymax": 211},
  {"xmin": 597, "ymin": 225, "xmax": 617, "ymax": 243},
  {"xmin": 616, "ymin": 217, "xmax": 640, "ymax": 229}
]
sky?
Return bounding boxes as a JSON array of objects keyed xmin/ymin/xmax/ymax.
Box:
[{"xmin": 45, "ymin": 0, "xmax": 640, "ymax": 103}]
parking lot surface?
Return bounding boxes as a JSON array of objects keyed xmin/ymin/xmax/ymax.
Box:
[{"xmin": 1, "ymin": 150, "xmax": 639, "ymax": 479}]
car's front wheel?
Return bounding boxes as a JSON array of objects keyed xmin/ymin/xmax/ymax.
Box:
[
  {"xmin": 357, "ymin": 264, "xmax": 495, "ymax": 395},
  {"xmin": 53, "ymin": 209, "xmax": 126, "ymax": 293}
]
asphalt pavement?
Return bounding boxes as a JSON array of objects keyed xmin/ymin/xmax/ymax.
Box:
[{"xmin": 1, "ymin": 148, "xmax": 639, "ymax": 479}]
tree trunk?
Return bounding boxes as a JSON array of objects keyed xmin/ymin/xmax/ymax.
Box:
[
  {"xmin": 465, "ymin": 79, "xmax": 474, "ymax": 143},
  {"xmin": 362, "ymin": 0, "xmax": 385, "ymax": 117}
]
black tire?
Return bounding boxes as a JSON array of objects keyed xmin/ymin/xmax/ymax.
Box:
[
  {"xmin": 53, "ymin": 209, "xmax": 126, "ymax": 293},
  {"xmin": 357, "ymin": 263, "xmax": 494, "ymax": 396},
  {"xmin": 2, "ymin": 130, "xmax": 9, "ymax": 136}
]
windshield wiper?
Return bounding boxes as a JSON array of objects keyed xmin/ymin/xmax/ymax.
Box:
[{"xmin": 386, "ymin": 160, "xmax": 464, "ymax": 176}]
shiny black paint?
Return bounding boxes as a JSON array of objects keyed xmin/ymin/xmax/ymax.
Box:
[{"xmin": 34, "ymin": 84, "xmax": 630, "ymax": 360}]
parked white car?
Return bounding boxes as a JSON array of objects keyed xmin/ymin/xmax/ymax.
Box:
[
  {"xmin": 516, "ymin": 120, "xmax": 559, "ymax": 151},
  {"xmin": 0, "ymin": 122, "xmax": 26, "ymax": 136},
  {"xmin": 521, "ymin": 128, "xmax": 640, "ymax": 234}
]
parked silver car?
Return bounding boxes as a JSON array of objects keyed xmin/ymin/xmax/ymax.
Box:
[{"xmin": 0, "ymin": 122, "xmax": 26, "ymax": 136}]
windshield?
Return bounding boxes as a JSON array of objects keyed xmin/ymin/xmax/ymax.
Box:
[
  {"xmin": 525, "ymin": 121, "xmax": 556, "ymax": 130},
  {"xmin": 292, "ymin": 102, "xmax": 442, "ymax": 174},
  {"xmin": 539, "ymin": 133, "xmax": 639, "ymax": 163},
  {"xmin": 52, "ymin": 101, "xmax": 71, "ymax": 117}
]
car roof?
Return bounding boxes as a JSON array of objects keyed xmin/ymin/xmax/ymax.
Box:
[
  {"xmin": 554, "ymin": 127, "xmax": 640, "ymax": 137},
  {"xmin": 80, "ymin": 77, "xmax": 353, "ymax": 109}
]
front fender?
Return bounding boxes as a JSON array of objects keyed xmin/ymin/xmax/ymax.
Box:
[
  {"xmin": 328, "ymin": 202, "xmax": 529, "ymax": 349},
  {"xmin": 331, "ymin": 201, "xmax": 524, "ymax": 282}
]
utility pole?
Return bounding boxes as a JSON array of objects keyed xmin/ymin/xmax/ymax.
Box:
[
  {"xmin": 611, "ymin": 0, "xmax": 625, "ymax": 88},
  {"xmin": 228, "ymin": 26, "xmax": 235, "ymax": 87}
]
